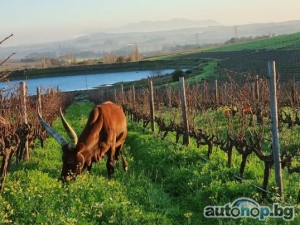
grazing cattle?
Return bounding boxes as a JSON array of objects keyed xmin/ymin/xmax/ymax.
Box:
[{"xmin": 38, "ymin": 101, "xmax": 128, "ymax": 181}]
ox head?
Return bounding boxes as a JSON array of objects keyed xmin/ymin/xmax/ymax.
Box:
[{"xmin": 38, "ymin": 109, "xmax": 84, "ymax": 181}]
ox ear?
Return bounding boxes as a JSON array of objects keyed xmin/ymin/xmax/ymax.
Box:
[
  {"xmin": 60, "ymin": 108, "xmax": 78, "ymax": 149},
  {"xmin": 37, "ymin": 110, "xmax": 68, "ymax": 147}
]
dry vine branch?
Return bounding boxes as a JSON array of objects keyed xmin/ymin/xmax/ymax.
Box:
[
  {"xmin": 0, "ymin": 53, "xmax": 16, "ymax": 66},
  {"xmin": 0, "ymin": 33, "xmax": 13, "ymax": 45}
]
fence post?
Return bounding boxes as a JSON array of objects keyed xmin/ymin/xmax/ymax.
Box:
[
  {"xmin": 167, "ymin": 87, "xmax": 172, "ymax": 108},
  {"xmin": 37, "ymin": 86, "xmax": 42, "ymax": 115},
  {"xmin": 268, "ymin": 61, "xmax": 283, "ymax": 198},
  {"xmin": 215, "ymin": 79, "xmax": 218, "ymax": 104},
  {"xmin": 0, "ymin": 90, "xmax": 3, "ymax": 115},
  {"xmin": 114, "ymin": 88, "xmax": 117, "ymax": 103},
  {"xmin": 149, "ymin": 80, "xmax": 155, "ymax": 133},
  {"xmin": 255, "ymin": 75, "xmax": 260, "ymax": 101},
  {"xmin": 121, "ymin": 83, "xmax": 124, "ymax": 105},
  {"xmin": 291, "ymin": 78, "xmax": 297, "ymax": 106},
  {"xmin": 179, "ymin": 77, "xmax": 189, "ymax": 146},
  {"xmin": 20, "ymin": 82, "xmax": 28, "ymax": 124},
  {"xmin": 132, "ymin": 85, "xmax": 136, "ymax": 110},
  {"xmin": 19, "ymin": 82, "xmax": 30, "ymax": 160}
]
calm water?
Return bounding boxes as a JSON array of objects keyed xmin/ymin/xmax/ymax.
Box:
[{"xmin": 2, "ymin": 70, "xmax": 174, "ymax": 95}]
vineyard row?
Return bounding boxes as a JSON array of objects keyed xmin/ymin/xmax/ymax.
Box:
[
  {"xmin": 0, "ymin": 82, "xmax": 74, "ymax": 192},
  {"xmin": 88, "ymin": 65, "xmax": 300, "ymax": 200}
]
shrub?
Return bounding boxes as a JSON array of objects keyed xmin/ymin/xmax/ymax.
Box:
[{"xmin": 171, "ymin": 70, "xmax": 185, "ymax": 82}]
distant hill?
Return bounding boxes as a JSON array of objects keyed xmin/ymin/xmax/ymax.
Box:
[
  {"xmin": 99, "ymin": 18, "xmax": 222, "ymax": 33},
  {"xmin": 1, "ymin": 19, "xmax": 300, "ymax": 60}
]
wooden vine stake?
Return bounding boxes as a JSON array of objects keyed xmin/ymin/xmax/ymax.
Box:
[
  {"xmin": 268, "ymin": 61, "xmax": 283, "ymax": 198},
  {"xmin": 179, "ymin": 77, "xmax": 190, "ymax": 146},
  {"xmin": 114, "ymin": 88, "xmax": 117, "ymax": 103},
  {"xmin": 149, "ymin": 80, "xmax": 155, "ymax": 133},
  {"xmin": 19, "ymin": 82, "xmax": 30, "ymax": 160},
  {"xmin": 215, "ymin": 80, "xmax": 218, "ymax": 104},
  {"xmin": 121, "ymin": 83, "xmax": 124, "ymax": 104},
  {"xmin": 255, "ymin": 75, "xmax": 260, "ymax": 100},
  {"xmin": 37, "ymin": 86, "xmax": 42, "ymax": 115},
  {"xmin": 132, "ymin": 85, "xmax": 136, "ymax": 110},
  {"xmin": 20, "ymin": 82, "xmax": 28, "ymax": 124}
]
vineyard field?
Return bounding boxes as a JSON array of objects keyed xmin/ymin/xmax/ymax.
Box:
[
  {"xmin": 0, "ymin": 102, "xmax": 299, "ymax": 224},
  {"xmin": 212, "ymin": 32, "xmax": 300, "ymax": 52},
  {"xmin": 170, "ymin": 49, "xmax": 300, "ymax": 83}
]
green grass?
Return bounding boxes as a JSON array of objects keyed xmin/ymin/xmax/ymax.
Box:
[
  {"xmin": 146, "ymin": 32, "xmax": 300, "ymax": 62},
  {"xmin": 210, "ymin": 32, "xmax": 300, "ymax": 52},
  {"xmin": 1, "ymin": 102, "xmax": 300, "ymax": 224},
  {"xmin": 186, "ymin": 60, "xmax": 220, "ymax": 83}
]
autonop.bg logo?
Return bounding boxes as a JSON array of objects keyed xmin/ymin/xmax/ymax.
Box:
[{"xmin": 204, "ymin": 197, "xmax": 294, "ymax": 221}]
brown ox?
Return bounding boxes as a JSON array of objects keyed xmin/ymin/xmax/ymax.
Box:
[{"xmin": 38, "ymin": 101, "xmax": 128, "ymax": 180}]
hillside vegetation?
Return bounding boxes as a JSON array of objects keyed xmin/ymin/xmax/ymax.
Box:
[
  {"xmin": 212, "ymin": 32, "xmax": 300, "ymax": 52},
  {"xmin": 157, "ymin": 31, "xmax": 300, "ymax": 82},
  {"xmin": 150, "ymin": 32, "xmax": 300, "ymax": 61}
]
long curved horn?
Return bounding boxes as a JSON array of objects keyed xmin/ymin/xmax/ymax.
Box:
[
  {"xmin": 37, "ymin": 110, "xmax": 68, "ymax": 146},
  {"xmin": 60, "ymin": 108, "xmax": 78, "ymax": 148}
]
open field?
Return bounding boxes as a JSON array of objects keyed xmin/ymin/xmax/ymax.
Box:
[
  {"xmin": 211, "ymin": 32, "xmax": 300, "ymax": 52},
  {"xmin": 145, "ymin": 32, "xmax": 300, "ymax": 82}
]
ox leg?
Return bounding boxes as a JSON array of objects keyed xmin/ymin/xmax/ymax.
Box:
[
  {"xmin": 106, "ymin": 149, "xmax": 115, "ymax": 178},
  {"xmin": 87, "ymin": 164, "xmax": 92, "ymax": 173},
  {"xmin": 114, "ymin": 146, "xmax": 121, "ymax": 169},
  {"xmin": 114, "ymin": 145, "xmax": 121, "ymax": 161},
  {"xmin": 115, "ymin": 144, "xmax": 128, "ymax": 171}
]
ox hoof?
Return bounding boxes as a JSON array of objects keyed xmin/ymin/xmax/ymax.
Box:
[{"xmin": 124, "ymin": 166, "xmax": 128, "ymax": 171}]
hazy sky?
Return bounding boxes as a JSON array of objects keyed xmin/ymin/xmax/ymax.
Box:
[{"xmin": 1, "ymin": 0, "xmax": 300, "ymax": 46}]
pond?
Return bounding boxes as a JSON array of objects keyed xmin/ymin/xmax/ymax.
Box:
[{"xmin": 1, "ymin": 69, "xmax": 174, "ymax": 95}]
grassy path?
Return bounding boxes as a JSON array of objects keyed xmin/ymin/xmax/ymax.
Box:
[{"xmin": 0, "ymin": 102, "xmax": 299, "ymax": 224}]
